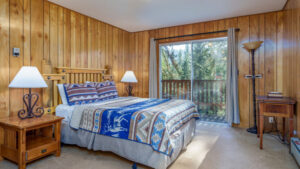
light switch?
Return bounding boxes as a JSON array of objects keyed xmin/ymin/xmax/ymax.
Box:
[{"xmin": 12, "ymin": 48, "xmax": 20, "ymax": 57}]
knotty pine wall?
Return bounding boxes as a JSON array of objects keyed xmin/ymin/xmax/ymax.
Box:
[
  {"xmin": 0, "ymin": 0, "xmax": 129, "ymax": 119},
  {"xmin": 283, "ymin": 0, "xmax": 300, "ymax": 136},
  {"xmin": 128, "ymin": 12, "xmax": 286, "ymax": 129},
  {"xmin": 0, "ymin": 0, "xmax": 298, "ymax": 136}
]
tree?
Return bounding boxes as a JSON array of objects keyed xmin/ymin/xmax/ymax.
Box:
[
  {"xmin": 192, "ymin": 40, "xmax": 227, "ymax": 80},
  {"xmin": 161, "ymin": 39, "xmax": 228, "ymax": 118},
  {"xmin": 160, "ymin": 39, "xmax": 227, "ymax": 81},
  {"xmin": 161, "ymin": 44, "xmax": 191, "ymax": 80}
]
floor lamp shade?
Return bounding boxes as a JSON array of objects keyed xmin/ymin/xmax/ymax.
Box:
[
  {"xmin": 9, "ymin": 66, "xmax": 48, "ymax": 88},
  {"xmin": 243, "ymin": 41, "xmax": 263, "ymax": 51}
]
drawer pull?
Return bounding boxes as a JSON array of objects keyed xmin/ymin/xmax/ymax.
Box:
[{"xmin": 41, "ymin": 149, "xmax": 47, "ymax": 153}]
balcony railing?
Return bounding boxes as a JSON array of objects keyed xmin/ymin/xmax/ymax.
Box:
[{"xmin": 161, "ymin": 80, "xmax": 226, "ymax": 117}]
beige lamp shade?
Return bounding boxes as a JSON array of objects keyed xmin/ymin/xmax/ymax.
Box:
[
  {"xmin": 243, "ymin": 41, "xmax": 263, "ymax": 51},
  {"xmin": 9, "ymin": 66, "xmax": 48, "ymax": 88},
  {"xmin": 121, "ymin": 71, "xmax": 137, "ymax": 83}
]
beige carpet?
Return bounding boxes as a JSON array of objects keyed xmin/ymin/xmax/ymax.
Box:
[{"xmin": 0, "ymin": 121, "xmax": 298, "ymax": 169}]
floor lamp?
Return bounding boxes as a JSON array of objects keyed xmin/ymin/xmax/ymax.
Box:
[{"xmin": 243, "ymin": 41, "xmax": 263, "ymax": 134}]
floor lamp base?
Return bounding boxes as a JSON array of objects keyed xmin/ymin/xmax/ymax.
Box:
[{"xmin": 247, "ymin": 126, "xmax": 257, "ymax": 134}]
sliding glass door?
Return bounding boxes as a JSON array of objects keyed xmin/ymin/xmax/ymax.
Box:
[
  {"xmin": 160, "ymin": 43, "xmax": 192, "ymax": 99},
  {"xmin": 159, "ymin": 37, "xmax": 228, "ymax": 123}
]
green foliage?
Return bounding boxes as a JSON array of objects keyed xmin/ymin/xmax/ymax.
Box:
[
  {"xmin": 160, "ymin": 38, "xmax": 227, "ymax": 81},
  {"xmin": 161, "ymin": 44, "xmax": 191, "ymax": 80},
  {"xmin": 192, "ymin": 39, "xmax": 227, "ymax": 80}
]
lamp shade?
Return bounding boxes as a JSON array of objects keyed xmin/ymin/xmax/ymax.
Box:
[
  {"xmin": 243, "ymin": 41, "xmax": 263, "ymax": 51},
  {"xmin": 9, "ymin": 66, "xmax": 48, "ymax": 88},
  {"xmin": 121, "ymin": 71, "xmax": 137, "ymax": 83}
]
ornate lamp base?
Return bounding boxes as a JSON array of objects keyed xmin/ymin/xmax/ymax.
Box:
[
  {"xmin": 18, "ymin": 88, "xmax": 44, "ymax": 119},
  {"xmin": 126, "ymin": 83, "xmax": 134, "ymax": 96}
]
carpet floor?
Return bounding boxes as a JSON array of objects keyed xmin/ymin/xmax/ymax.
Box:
[{"xmin": 0, "ymin": 121, "xmax": 298, "ymax": 169}]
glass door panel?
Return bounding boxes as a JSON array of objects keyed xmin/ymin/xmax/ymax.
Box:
[
  {"xmin": 192, "ymin": 38, "xmax": 227, "ymax": 123},
  {"xmin": 159, "ymin": 37, "xmax": 228, "ymax": 123},
  {"xmin": 160, "ymin": 43, "xmax": 192, "ymax": 99}
]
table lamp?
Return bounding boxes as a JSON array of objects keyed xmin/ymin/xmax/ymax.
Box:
[
  {"xmin": 9, "ymin": 66, "xmax": 48, "ymax": 119},
  {"xmin": 121, "ymin": 71, "xmax": 137, "ymax": 96},
  {"xmin": 243, "ymin": 41, "xmax": 263, "ymax": 134}
]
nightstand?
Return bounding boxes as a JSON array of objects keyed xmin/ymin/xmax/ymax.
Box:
[{"xmin": 0, "ymin": 114, "xmax": 64, "ymax": 169}]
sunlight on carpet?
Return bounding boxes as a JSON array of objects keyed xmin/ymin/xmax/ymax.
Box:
[{"xmin": 169, "ymin": 123, "xmax": 221, "ymax": 169}]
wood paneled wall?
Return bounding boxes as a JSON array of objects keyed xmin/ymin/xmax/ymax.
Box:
[
  {"xmin": 0, "ymin": 0, "xmax": 129, "ymax": 119},
  {"xmin": 128, "ymin": 31, "xmax": 150, "ymax": 98},
  {"xmin": 283, "ymin": 0, "xmax": 300, "ymax": 136},
  {"xmin": 128, "ymin": 12, "xmax": 287, "ymax": 129}
]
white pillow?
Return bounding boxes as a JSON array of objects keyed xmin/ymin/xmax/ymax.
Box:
[{"xmin": 57, "ymin": 84, "xmax": 68, "ymax": 105}]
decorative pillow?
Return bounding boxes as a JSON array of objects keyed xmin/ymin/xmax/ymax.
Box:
[
  {"xmin": 63, "ymin": 83, "xmax": 99, "ymax": 105},
  {"xmin": 95, "ymin": 81, "xmax": 119, "ymax": 101}
]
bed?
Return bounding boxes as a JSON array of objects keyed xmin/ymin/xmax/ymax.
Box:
[{"xmin": 41, "ymin": 61, "xmax": 198, "ymax": 169}]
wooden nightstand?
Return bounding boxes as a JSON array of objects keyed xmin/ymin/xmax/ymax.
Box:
[{"xmin": 0, "ymin": 114, "xmax": 64, "ymax": 169}]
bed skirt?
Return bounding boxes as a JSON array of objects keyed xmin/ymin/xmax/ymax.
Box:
[{"xmin": 60, "ymin": 118, "xmax": 196, "ymax": 169}]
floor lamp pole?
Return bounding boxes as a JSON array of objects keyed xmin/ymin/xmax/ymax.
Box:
[
  {"xmin": 243, "ymin": 41, "xmax": 263, "ymax": 134},
  {"xmin": 247, "ymin": 49, "xmax": 257, "ymax": 134}
]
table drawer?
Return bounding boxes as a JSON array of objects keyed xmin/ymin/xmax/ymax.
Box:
[
  {"xmin": 264, "ymin": 104, "xmax": 288, "ymax": 114},
  {"xmin": 26, "ymin": 141, "xmax": 58, "ymax": 162}
]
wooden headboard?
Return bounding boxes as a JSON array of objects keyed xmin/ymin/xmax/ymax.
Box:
[{"xmin": 41, "ymin": 60, "xmax": 112, "ymax": 114}]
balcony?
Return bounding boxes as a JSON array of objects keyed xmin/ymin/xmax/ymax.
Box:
[{"xmin": 161, "ymin": 80, "xmax": 226, "ymax": 123}]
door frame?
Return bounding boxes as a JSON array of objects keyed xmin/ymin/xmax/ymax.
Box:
[{"xmin": 156, "ymin": 33, "xmax": 228, "ymax": 97}]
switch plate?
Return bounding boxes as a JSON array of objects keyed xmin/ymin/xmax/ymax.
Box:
[{"xmin": 12, "ymin": 48, "xmax": 20, "ymax": 57}]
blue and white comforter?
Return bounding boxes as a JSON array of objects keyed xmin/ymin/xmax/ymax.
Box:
[{"xmin": 70, "ymin": 97, "xmax": 198, "ymax": 156}]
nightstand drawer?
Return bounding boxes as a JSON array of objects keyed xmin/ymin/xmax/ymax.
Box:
[
  {"xmin": 26, "ymin": 141, "xmax": 58, "ymax": 162},
  {"xmin": 265, "ymin": 104, "xmax": 288, "ymax": 114}
]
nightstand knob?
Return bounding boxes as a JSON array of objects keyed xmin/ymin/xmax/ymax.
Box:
[{"xmin": 41, "ymin": 149, "xmax": 47, "ymax": 153}]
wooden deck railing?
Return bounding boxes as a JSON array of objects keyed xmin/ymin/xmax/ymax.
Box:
[{"xmin": 162, "ymin": 80, "xmax": 226, "ymax": 112}]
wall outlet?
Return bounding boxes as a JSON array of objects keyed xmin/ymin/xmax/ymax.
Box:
[
  {"xmin": 294, "ymin": 130, "xmax": 297, "ymax": 136},
  {"xmin": 269, "ymin": 117, "xmax": 274, "ymax": 123}
]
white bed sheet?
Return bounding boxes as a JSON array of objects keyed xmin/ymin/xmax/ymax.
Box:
[{"xmin": 55, "ymin": 104, "xmax": 74, "ymax": 122}]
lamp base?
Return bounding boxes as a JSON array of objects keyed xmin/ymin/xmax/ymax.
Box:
[
  {"xmin": 18, "ymin": 88, "xmax": 44, "ymax": 119},
  {"xmin": 126, "ymin": 84, "xmax": 134, "ymax": 96},
  {"xmin": 247, "ymin": 126, "xmax": 257, "ymax": 134}
]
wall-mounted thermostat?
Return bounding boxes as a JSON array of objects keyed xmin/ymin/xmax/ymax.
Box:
[{"xmin": 12, "ymin": 48, "xmax": 20, "ymax": 57}]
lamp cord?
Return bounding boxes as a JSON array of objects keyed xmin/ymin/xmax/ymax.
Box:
[{"xmin": 264, "ymin": 117, "xmax": 289, "ymax": 146}]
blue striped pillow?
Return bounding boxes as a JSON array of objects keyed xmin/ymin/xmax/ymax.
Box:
[
  {"xmin": 64, "ymin": 83, "xmax": 99, "ymax": 105},
  {"xmin": 95, "ymin": 81, "xmax": 119, "ymax": 101}
]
